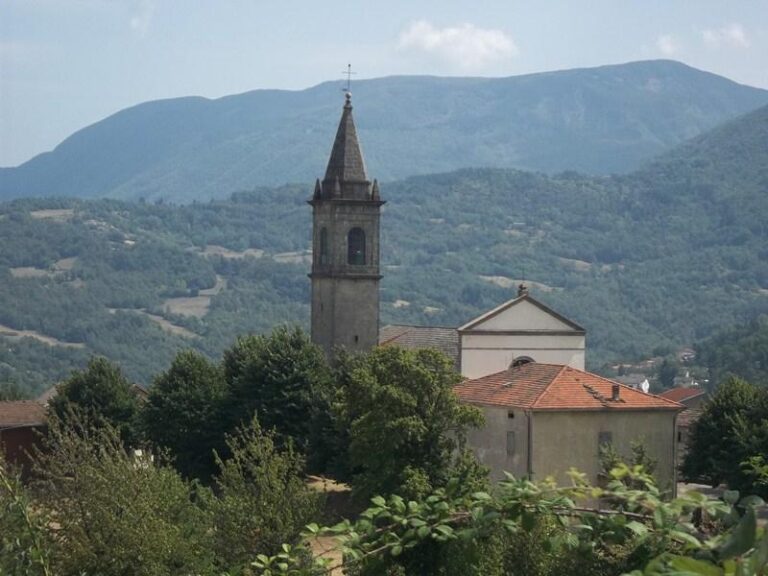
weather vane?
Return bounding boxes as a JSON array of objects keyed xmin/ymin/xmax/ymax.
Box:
[{"xmin": 342, "ymin": 63, "xmax": 356, "ymax": 95}]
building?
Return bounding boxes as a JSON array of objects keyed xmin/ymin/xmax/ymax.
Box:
[
  {"xmin": 658, "ymin": 386, "xmax": 708, "ymax": 463},
  {"xmin": 455, "ymin": 363, "xmax": 683, "ymax": 490},
  {"xmin": 0, "ymin": 401, "xmax": 47, "ymax": 476},
  {"xmin": 310, "ymin": 92, "xmax": 383, "ymax": 358},
  {"xmin": 381, "ymin": 285, "xmax": 586, "ymax": 379},
  {"xmin": 308, "ymin": 94, "xmax": 678, "ymax": 490}
]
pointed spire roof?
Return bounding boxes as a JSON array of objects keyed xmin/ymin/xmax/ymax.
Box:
[{"xmin": 324, "ymin": 93, "xmax": 368, "ymax": 184}]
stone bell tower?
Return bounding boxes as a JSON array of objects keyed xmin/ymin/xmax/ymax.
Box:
[{"xmin": 309, "ymin": 92, "xmax": 383, "ymax": 358}]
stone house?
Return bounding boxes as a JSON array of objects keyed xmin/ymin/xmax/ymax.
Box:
[{"xmin": 454, "ymin": 362, "xmax": 684, "ymax": 491}]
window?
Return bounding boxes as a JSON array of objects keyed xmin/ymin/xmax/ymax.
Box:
[
  {"xmin": 511, "ymin": 356, "xmax": 534, "ymax": 368},
  {"xmin": 347, "ymin": 227, "xmax": 366, "ymax": 265},
  {"xmin": 506, "ymin": 431, "xmax": 516, "ymax": 456},
  {"xmin": 598, "ymin": 431, "xmax": 612, "ymax": 449},
  {"xmin": 319, "ymin": 228, "xmax": 328, "ymax": 265}
]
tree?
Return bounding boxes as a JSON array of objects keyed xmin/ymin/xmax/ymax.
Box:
[
  {"xmin": 49, "ymin": 357, "xmax": 141, "ymax": 445},
  {"xmin": 656, "ymin": 357, "xmax": 679, "ymax": 389},
  {"xmin": 211, "ymin": 417, "xmax": 322, "ymax": 570},
  {"xmin": 222, "ymin": 326, "xmax": 333, "ymax": 460},
  {"xmin": 143, "ymin": 350, "xmax": 230, "ymax": 480},
  {"xmin": 681, "ymin": 377, "xmax": 768, "ymax": 493},
  {"xmin": 253, "ymin": 465, "xmax": 768, "ymax": 576},
  {"xmin": 337, "ymin": 346, "xmax": 483, "ymax": 501},
  {"xmin": 31, "ymin": 417, "xmax": 216, "ymax": 576}
]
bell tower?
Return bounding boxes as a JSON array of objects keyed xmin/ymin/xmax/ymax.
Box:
[{"xmin": 309, "ymin": 92, "xmax": 384, "ymax": 358}]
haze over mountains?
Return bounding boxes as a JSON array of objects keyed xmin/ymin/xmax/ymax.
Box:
[
  {"xmin": 1, "ymin": 95, "xmax": 767, "ymax": 393},
  {"xmin": 2, "ymin": 60, "xmax": 768, "ymax": 202}
]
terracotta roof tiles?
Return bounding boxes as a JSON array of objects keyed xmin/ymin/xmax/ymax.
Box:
[
  {"xmin": 455, "ymin": 363, "xmax": 683, "ymax": 412},
  {"xmin": 658, "ymin": 387, "xmax": 706, "ymax": 403}
]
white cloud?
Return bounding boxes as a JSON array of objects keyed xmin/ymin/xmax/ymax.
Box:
[
  {"xmin": 701, "ymin": 23, "xmax": 749, "ymax": 49},
  {"xmin": 655, "ymin": 34, "xmax": 679, "ymax": 56},
  {"xmin": 129, "ymin": 0, "xmax": 154, "ymax": 36},
  {"xmin": 398, "ymin": 20, "xmax": 518, "ymax": 70}
]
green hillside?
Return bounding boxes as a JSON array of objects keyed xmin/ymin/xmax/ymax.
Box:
[
  {"xmin": 1, "ymin": 102, "xmax": 767, "ymax": 395},
  {"xmin": 2, "ymin": 60, "xmax": 768, "ymax": 203}
]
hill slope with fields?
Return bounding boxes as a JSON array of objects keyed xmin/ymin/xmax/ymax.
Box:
[{"xmin": 1, "ymin": 103, "xmax": 767, "ymax": 394}]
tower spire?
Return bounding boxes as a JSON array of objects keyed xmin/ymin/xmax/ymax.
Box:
[{"xmin": 323, "ymin": 93, "xmax": 368, "ymax": 187}]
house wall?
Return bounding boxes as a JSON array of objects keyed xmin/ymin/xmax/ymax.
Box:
[
  {"xmin": 0, "ymin": 426, "xmax": 44, "ymax": 477},
  {"xmin": 464, "ymin": 405, "xmax": 530, "ymax": 482},
  {"xmin": 460, "ymin": 333, "xmax": 585, "ymax": 379},
  {"xmin": 531, "ymin": 410, "xmax": 677, "ymax": 493}
]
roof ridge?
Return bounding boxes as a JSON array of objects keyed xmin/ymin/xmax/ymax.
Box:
[
  {"xmin": 579, "ymin": 369, "xmax": 685, "ymax": 408},
  {"xmin": 529, "ymin": 364, "xmax": 568, "ymax": 408}
]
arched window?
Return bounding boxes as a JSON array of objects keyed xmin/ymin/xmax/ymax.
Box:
[
  {"xmin": 348, "ymin": 227, "xmax": 366, "ymax": 265},
  {"xmin": 319, "ymin": 228, "xmax": 328, "ymax": 265},
  {"xmin": 511, "ymin": 356, "xmax": 534, "ymax": 368}
]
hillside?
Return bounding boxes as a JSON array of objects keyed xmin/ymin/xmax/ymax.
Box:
[
  {"xmin": 2, "ymin": 60, "xmax": 768, "ymax": 203},
  {"xmin": 1, "ymin": 102, "xmax": 767, "ymax": 394}
]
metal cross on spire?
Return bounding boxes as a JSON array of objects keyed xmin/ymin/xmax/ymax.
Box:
[{"xmin": 342, "ymin": 63, "xmax": 356, "ymax": 95}]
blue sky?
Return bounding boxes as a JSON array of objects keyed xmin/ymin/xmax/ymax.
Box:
[{"xmin": 2, "ymin": 0, "xmax": 767, "ymax": 166}]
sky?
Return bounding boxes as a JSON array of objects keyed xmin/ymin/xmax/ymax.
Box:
[{"xmin": 2, "ymin": 0, "xmax": 768, "ymax": 167}]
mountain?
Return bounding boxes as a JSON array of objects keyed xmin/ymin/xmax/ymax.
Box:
[
  {"xmin": 2, "ymin": 60, "xmax": 768, "ymax": 203},
  {"xmin": 1, "ymin": 101, "xmax": 767, "ymax": 394}
]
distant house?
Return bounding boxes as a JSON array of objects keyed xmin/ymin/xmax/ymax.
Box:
[
  {"xmin": 455, "ymin": 362, "xmax": 683, "ymax": 491},
  {"xmin": 381, "ymin": 285, "xmax": 586, "ymax": 379},
  {"xmin": 0, "ymin": 401, "xmax": 47, "ymax": 475},
  {"xmin": 658, "ymin": 387, "xmax": 707, "ymax": 463}
]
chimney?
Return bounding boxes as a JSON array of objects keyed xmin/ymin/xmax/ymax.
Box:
[
  {"xmin": 517, "ymin": 283, "xmax": 529, "ymax": 297},
  {"xmin": 611, "ymin": 384, "xmax": 620, "ymax": 401}
]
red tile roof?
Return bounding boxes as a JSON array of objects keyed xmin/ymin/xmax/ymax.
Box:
[
  {"xmin": 0, "ymin": 401, "xmax": 47, "ymax": 428},
  {"xmin": 455, "ymin": 363, "xmax": 683, "ymax": 411},
  {"xmin": 658, "ymin": 387, "xmax": 706, "ymax": 403}
]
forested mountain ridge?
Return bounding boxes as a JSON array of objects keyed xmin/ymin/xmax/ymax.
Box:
[
  {"xmin": 1, "ymin": 101, "xmax": 767, "ymax": 395},
  {"xmin": 2, "ymin": 60, "xmax": 768, "ymax": 203}
]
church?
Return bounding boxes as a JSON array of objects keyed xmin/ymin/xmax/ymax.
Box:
[
  {"xmin": 309, "ymin": 91, "xmax": 586, "ymax": 378},
  {"xmin": 309, "ymin": 92, "xmax": 682, "ymax": 489}
]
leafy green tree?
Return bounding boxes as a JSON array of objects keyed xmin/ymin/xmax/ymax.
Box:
[
  {"xmin": 657, "ymin": 357, "xmax": 679, "ymax": 389},
  {"xmin": 211, "ymin": 417, "xmax": 322, "ymax": 571},
  {"xmin": 32, "ymin": 417, "xmax": 216, "ymax": 576},
  {"xmin": 337, "ymin": 346, "xmax": 483, "ymax": 501},
  {"xmin": 682, "ymin": 377, "xmax": 768, "ymax": 492},
  {"xmin": 253, "ymin": 465, "xmax": 768, "ymax": 576},
  {"xmin": 0, "ymin": 455, "xmax": 53, "ymax": 576},
  {"xmin": 222, "ymin": 326, "xmax": 332, "ymax": 460},
  {"xmin": 143, "ymin": 350, "xmax": 230, "ymax": 480},
  {"xmin": 49, "ymin": 357, "xmax": 141, "ymax": 445}
]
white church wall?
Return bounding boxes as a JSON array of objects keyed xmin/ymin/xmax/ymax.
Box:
[{"xmin": 460, "ymin": 333, "xmax": 586, "ymax": 379}]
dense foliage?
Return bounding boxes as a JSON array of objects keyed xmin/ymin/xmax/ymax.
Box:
[
  {"xmin": 257, "ymin": 466, "xmax": 768, "ymax": 576},
  {"xmin": 0, "ymin": 414, "xmax": 322, "ymax": 576},
  {"xmin": 223, "ymin": 327, "xmax": 333, "ymax": 456},
  {"xmin": 143, "ymin": 350, "xmax": 230, "ymax": 479},
  {"xmin": 333, "ymin": 346, "xmax": 483, "ymax": 501},
  {"xmin": 682, "ymin": 378, "xmax": 768, "ymax": 498},
  {"xmin": 696, "ymin": 317, "xmax": 768, "ymax": 387},
  {"xmin": 49, "ymin": 357, "xmax": 141, "ymax": 445}
]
